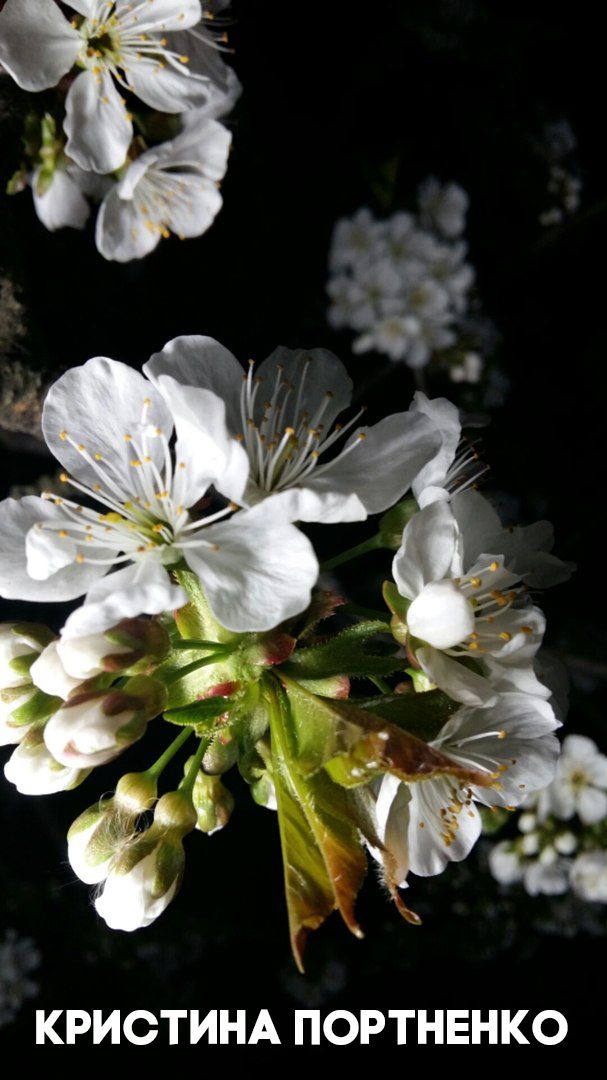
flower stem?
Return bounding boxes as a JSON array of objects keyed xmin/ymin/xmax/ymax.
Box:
[
  {"xmin": 171, "ymin": 639, "xmax": 232, "ymax": 652},
  {"xmin": 179, "ymin": 737, "xmax": 209, "ymax": 799},
  {"xmin": 164, "ymin": 653, "xmax": 231, "ymax": 686},
  {"xmin": 320, "ymin": 533, "xmax": 384, "ymax": 573},
  {"xmin": 369, "ymin": 676, "xmax": 392, "ymax": 694},
  {"xmin": 147, "ymin": 728, "xmax": 193, "ymax": 782}
]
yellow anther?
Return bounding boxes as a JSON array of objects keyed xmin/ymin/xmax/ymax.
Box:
[
  {"xmin": 499, "ymin": 631, "xmax": 512, "ymax": 641},
  {"xmin": 152, "ymin": 523, "xmax": 165, "ymax": 533},
  {"xmin": 59, "ymin": 431, "xmax": 67, "ymax": 440},
  {"xmin": 521, "ymin": 625, "xmax": 533, "ymax": 634},
  {"xmin": 470, "ymin": 576, "xmax": 482, "ymax": 588},
  {"xmin": 124, "ymin": 433, "xmax": 132, "ymax": 441},
  {"xmin": 58, "ymin": 530, "xmax": 68, "ymax": 539},
  {"xmin": 60, "ymin": 473, "xmax": 69, "ymax": 483},
  {"xmin": 130, "ymin": 459, "xmax": 142, "ymax": 467},
  {"xmin": 103, "ymin": 512, "xmax": 123, "ymax": 523},
  {"xmin": 489, "ymin": 561, "xmax": 499, "ymax": 571},
  {"xmin": 498, "ymin": 730, "xmax": 507, "ymax": 740},
  {"xmin": 75, "ymin": 554, "xmax": 84, "ymax": 564}
]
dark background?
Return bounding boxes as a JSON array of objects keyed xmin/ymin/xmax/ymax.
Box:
[{"xmin": 1, "ymin": 0, "xmax": 606, "ymax": 1054}]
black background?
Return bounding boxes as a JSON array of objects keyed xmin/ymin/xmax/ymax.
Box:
[{"xmin": 1, "ymin": 0, "xmax": 606, "ymax": 1055}]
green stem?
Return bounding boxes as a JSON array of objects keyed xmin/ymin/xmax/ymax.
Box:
[
  {"xmin": 369, "ymin": 676, "xmax": 392, "ymax": 694},
  {"xmin": 320, "ymin": 533, "xmax": 384, "ymax": 573},
  {"xmin": 179, "ymin": 737, "xmax": 209, "ymax": 798},
  {"xmin": 164, "ymin": 653, "xmax": 230, "ymax": 686},
  {"xmin": 171, "ymin": 639, "xmax": 232, "ymax": 652},
  {"xmin": 147, "ymin": 728, "xmax": 192, "ymax": 781}
]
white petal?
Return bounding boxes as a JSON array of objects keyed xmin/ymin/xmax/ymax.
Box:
[
  {"xmin": 125, "ymin": 56, "xmax": 209, "ymax": 114},
  {"xmin": 4, "ymin": 740, "xmax": 83, "ymax": 795},
  {"xmin": 245, "ymin": 485, "xmax": 366, "ymax": 524},
  {"xmin": 164, "ymin": 177, "xmax": 224, "ymax": 239},
  {"xmin": 407, "ymin": 580, "xmax": 474, "ymax": 649},
  {"xmin": 61, "ymin": 559, "xmax": 187, "ymax": 638},
  {"xmin": 489, "ymin": 841, "xmax": 524, "ymax": 885},
  {"xmin": 392, "ymin": 500, "xmax": 462, "ymax": 599},
  {"xmin": 0, "ymin": 0, "xmax": 80, "ymax": 91},
  {"xmin": 116, "ymin": 0, "xmax": 202, "ymax": 32},
  {"xmin": 561, "ymin": 734, "xmax": 599, "ymax": 765},
  {"xmin": 95, "ymin": 185, "xmax": 161, "ymax": 263},
  {"xmin": 64, "ymin": 71, "xmax": 132, "ymax": 174},
  {"xmin": 42, "ymin": 357, "xmax": 173, "ymax": 489},
  {"xmin": 154, "ymin": 374, "xmax": 249, "ymax": 505},
  {"xmin": 0, "ymin": 497, "xmax": 105, "ymax": 602},
  {"xmin": 144, "ymin": 335, "xmax": 243, "ymax": 433},
  {"xmin": 418, "ymin": 646, "xmax": 497, "ymax": 707},
  {"xmin": 186, "ymin": 508, "xmax": 318, "ymax": 631},
  {"xmin": 305, "ymin": 411, "xmax": 441, "ymax": 519},
  {"xmin": 577, "ymin": 787, "xmax": 607, "ymax": 826},
  {"xmin": 407, "ymin": 779, "xmax": 482, "ymax": 876},
  {"xmin": 32, "ymin": 167, "xmax": 90, "ymax": 232},
  {"xmin": 255, "ymin": 347, "xmax": 352, "ymax": 432},
  {"xmin": 450, "ymin": 490, "xmax": 502, "ymax": 564},
  {"xmin": 410, "ymin": 392, "xmax": 461, "ymax": 500},
  {"xmin": 374, "ymin": 775, "xmax": 411, "ymax": 887},
  {"xmin": 30, "ymin": 642, "xmax": 81, "ymax": 700}
]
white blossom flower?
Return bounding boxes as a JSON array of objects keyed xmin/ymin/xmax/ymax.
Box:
[
  {"xmin": 143, "ymin": 338, "xmax": 441, "ymax": 525},
  {"xmin": 391, "ymin": 492, "xmax": 552, "ymax": 706},
  {"xmin": 536, "ymin": 734, "xmax": 607, "ymax": 825},
  {"xmin": 372, "ymin": 691, "xmax": 559, "ymax": 879},
  {"xmin": 489, "ymin": 840, "xmax": 571, "ymax": 895},
  {"xmin": 0, "ymin": 354, "xmax": 319, "ymax": 635},
  {"xmin": 0, "ymin": 0, "xmax": 216, "ymax": 174},
  {"xmin": 95, "ymin": 117, "xmax": 231, "ymax": 262},
  {"xmin": 418, "ymin": 178, "xmax": 469, "ymax": 239},
  {"xmin": 4, "ymin": 729, "xmax": 87, "ymax": 794},
  {"xmin": 570, "ymin": 851, "xmax": 607, "ymax": 903},
  {"xmin": 327, "ymin": 196, "xmax": 474, "ymax": 368}
]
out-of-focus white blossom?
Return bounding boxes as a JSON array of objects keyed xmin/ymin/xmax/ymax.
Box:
[
  {"xmin": 0, "ymin": 929, "xmax": 41, "ymax": 1027},
  {"xmin": 327, "ymin": 182, "xmax": 475, "ymax": 369}
]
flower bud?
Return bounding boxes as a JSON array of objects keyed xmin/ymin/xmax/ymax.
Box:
[
  {"xmin": 0, "ymin": 685, "xmax": 38, "ymax": 745},
  {"xmin": 30, "ymin": 641, "xmax": 81, "ymax": 700},
  {"xmin": 57, "ymin": 619, "xmax": 170, "ymax": 681},
  {"xmin": 0, "ymin": 623, "xmax": 53, "ymax": 690},
  {"xmin": 43, "ymin": 676, "xmax": 167, "ymax": 769},
  {"xmin": 187, "ymin": 760, "xmax": 234, "ymax": 834},
  {"xmin": 4, "ymin": 725, "xmax": 88, "ymax": 795},
  {"xmin": 378, "ymin": 498, "xmax": 418, "ymax": 550},
  {"xmin": 202, "ymin": 731, "xmax": 238, "ymax": 775},
  {"xmin": 251, "ymin": 772, "xmax": 277, "ymax": 811},
  {"xmin": 68, "ymin": 772, "xmax": 158, "ymax": 885},
  {"xmin": 94, "ymin": 791, "xmax": 196, "ymax": 931}
]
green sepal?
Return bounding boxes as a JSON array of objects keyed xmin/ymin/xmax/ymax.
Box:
[
  {"xmin": 382, "ymin": 581, "xmax": 410, "ymax": 645},
  {"xmin": 152, "ymin": 835, "xmax": 185, "ymax": 900},
  {"xmin": 8, "ymin": 689, "xmax": 61, "ymax": 728},
  {"xmin": 282, "ymin": 620, "xmax": 400, "ymax": 680},
  {"xmin": 164, "ymin": 696, "xmax": 232, "ymax": 732},
  {"xmin": 378, "ymin": 497, "xmax": 418, "ymax": 550}
]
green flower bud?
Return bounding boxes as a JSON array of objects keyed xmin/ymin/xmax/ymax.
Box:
[
  {"xmin": 187, "ymin": 762, "xmax": 234, "ymax": 834},
  {"xmin": 378, "ymin": 498, "xmax": 419, "ymax": 550},
  {"xmin": 202, "ymin": 731, "xmax": 238, "ymax": 775}
]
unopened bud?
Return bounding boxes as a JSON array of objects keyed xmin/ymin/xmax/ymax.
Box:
[
  {"xmin": 241, "ymin": 631, "xmax": 296, "ymax": 670},
  {"xmin": 187, "ymin": 761, "xmax": 234, "ymax": 833},
  {"xmin": 202, "ymin": 730, "xmax": 238, "ymax": 775},
  {"xmin": 378, "ymin": 498, "xmax": 418, "ymax": 550},
  {"xmin": 57, "ymin": 619, "xmax": 170, "ymax": 681},
  {"xmin": 43, "ymin": 675, "xmax": 166, "ymax": 768},
  {"xmin": 30, "ymin": 640, "xmax": 81, "ymax": 700},
  {"xmin": 251, "ymin": 772, "xmax": 277, "ymax": 811},
  {"xmin": 154, "ymin": 790, "xmax": 197, "ymax": 834},
  {"xmin": 4, "ymin": 725, "xmax": 88, "ymax": 795},
  {"xmin": 68, "ymin": 772, "xmax": 157, "ymax": 886},
  {"xmin": 0, "ymin": 622, "xmax": 53, "ymax": 690}
]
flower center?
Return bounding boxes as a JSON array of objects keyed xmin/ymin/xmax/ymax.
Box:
[
  {"xmin": 407, "ymin": 580, "xmax": 475, "ymax": 649},
  {"xmin": 237, "ymin": 358, "xmax": 366, "ymax": 492},
  {"xmin": 30, "ymin": 397, "xmax": 230, "ymax": 578}
]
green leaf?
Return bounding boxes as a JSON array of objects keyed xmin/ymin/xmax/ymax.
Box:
[
  {"xmin": 269, "ymin": 686, "xmax": 367, "ymax": 971},
  {"xmin": 355, "ymin": 690, "xmax": 460, "ymax": 742},
  {"xmin": 283, "ymin": 620, "xmax": 400, "ymax": 680},
  {"xmin": 163, "ymin": 696, "xmax": 232, "ymax": 733},
  {"xmin": 280, "ymin": 673, "xmax": 493, "ymax": 791}
]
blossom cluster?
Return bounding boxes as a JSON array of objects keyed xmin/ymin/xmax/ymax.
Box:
[
  {"xmin": 0, "ymin": 340, "xmax": 574, "ymax": 965},
  {"xmin": 327, "ymin": 180, "xmax": 481, "ymax": 376},
  {"xmin": 0, "ymin": 0, "xmax": 238, "ymax": 261},
  {"xmin": 490, "ymin": 734, "xmax": 607, "ymax": 903}
]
